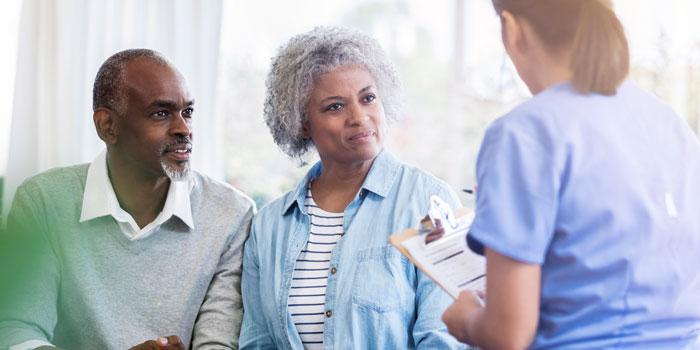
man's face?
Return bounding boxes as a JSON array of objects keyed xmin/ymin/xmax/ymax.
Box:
[{"xmin": 114, "ymin": 58, "xmax": 194, "ymax": 181}]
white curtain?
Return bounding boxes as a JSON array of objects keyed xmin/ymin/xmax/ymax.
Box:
[{"xmin": 3, "ymin": 0, "xmax": 224, "ymax": 216}]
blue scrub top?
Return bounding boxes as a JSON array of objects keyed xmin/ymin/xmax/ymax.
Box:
[{"xmin": 468, "ymin": 81, "xmax": 700, "ymax": 349}]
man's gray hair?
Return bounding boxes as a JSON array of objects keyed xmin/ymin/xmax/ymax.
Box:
[
  {"xmin": 93, "ymin": 48, "xmax": 171, "ymax": 114},
  {"xmin": 264, "ymin": 26, "xmax": 403, "ymax": 161}
]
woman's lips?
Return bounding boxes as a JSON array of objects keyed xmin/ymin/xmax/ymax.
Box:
[{"xmin": 349, "ymin": 130, "xmax": 376, "ymax": 142}]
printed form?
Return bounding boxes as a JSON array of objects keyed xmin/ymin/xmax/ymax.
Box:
[{"xmin": 402, "ymin": 223, "xmax": 485, "ymax": 299}]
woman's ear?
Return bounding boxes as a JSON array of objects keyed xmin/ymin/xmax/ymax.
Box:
[
  {"xmin": 501, "ymin": 10, "xmax": 531, "ymax": 58},
  {"xmin": 301, "ymin": 122, "xmax": 311, "ymax": 140}
]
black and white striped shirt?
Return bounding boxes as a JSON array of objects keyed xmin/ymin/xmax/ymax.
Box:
[{"xmin": 288, "ymin": 189, "xmax": 344, "ymax": 349}]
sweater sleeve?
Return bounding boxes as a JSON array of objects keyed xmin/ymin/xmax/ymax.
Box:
[
  {"xmin": 0, "ymin": 183, "xmax": 61, "ymax": 349},
  {"xmin": 190, "ymin": 204, "xmax": 255, "ymax": 350}
]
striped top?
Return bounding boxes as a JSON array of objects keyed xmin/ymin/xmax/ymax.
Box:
[{"xmin": 287, "ymin": 189, "xmax": 344, "ymax": 349}]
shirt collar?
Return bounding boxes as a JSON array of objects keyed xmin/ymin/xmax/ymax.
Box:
[
  {"xmin": 360, "ymin": 149, "xmax": 400, "ymax": 198},
  {"xmin": 282, "ymin": 149, "xmax": 400, "ymax": 215},
  {"xmin": 79, "ymin": 149, "xmax": 195, "ymax": 229}
]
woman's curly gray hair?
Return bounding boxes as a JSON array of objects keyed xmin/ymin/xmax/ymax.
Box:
[{"xmin": 264, "ymin": 26, "xmax": 402, "ymax": 160}]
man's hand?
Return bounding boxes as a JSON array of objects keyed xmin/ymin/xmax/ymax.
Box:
[
  {"xmin": 128, "ymin": 335, "xmax": 185, "ymax": 350},
  {"xmin": 441, "ymin": 290, "xmax": 484, "ymax": 344}
]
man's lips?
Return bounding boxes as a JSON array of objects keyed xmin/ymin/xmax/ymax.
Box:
[{"xmin": 163, "ymin": 143, "xmax": 192, "ymax": 161}]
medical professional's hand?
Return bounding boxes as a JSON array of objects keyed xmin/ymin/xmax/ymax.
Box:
[
  {"xmin": 129, "ymin": 335, "xmax": 186, "ymax": 350},
  {"xmin": 442, "ymin": 290, "xmax": 484, "ymax": 344}
]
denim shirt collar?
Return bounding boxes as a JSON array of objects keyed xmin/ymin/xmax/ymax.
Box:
[{"xmin": 282, "ymin": 149, "xmax": 400, "ymax": 215}]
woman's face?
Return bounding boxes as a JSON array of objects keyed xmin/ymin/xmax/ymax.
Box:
[{"xmin": 303, "ymin": 65, "xmax": 385, "ymax": 165}]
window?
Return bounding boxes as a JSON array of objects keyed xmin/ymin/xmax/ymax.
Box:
[
  {"xmin": 0, "ymin": 0, "xmax": 21, "ymax": 173},
  {"xmin": 2, "ymin": 1, "xmax": 697, "ymax": 211},
  {"xmin": 0, "ymin": 0, "xmax": 22, "ymax": 214},
  {"xmin": 217, "ymin": 0, "xmax": 700, "ymax": 207}
]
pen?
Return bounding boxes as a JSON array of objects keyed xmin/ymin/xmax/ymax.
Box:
[{"xmin": 465, "ymin": 273, "xmax": 485, "ymax": 284}]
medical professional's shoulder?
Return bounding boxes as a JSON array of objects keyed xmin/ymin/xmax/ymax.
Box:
[
  {"xmin": 486, "ymin": 92, "xmax": 566, "ymax": 154},
  {"xmin": 618, "ymin": 81, "xmax": 678, "ymax": 116},
  {"xmin": 482, "ymin": 105, "xmax": 561, "ymax": 154},
  {"xmin": 500, "ymin": 82, "xmax": 575, "ymax": 126}
]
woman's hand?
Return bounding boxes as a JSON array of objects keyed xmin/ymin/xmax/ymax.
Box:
[{"xmin": 442, "ymin": 290, "xmax": 484, "ymax": 344}]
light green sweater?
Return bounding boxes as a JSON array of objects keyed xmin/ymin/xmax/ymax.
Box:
[{"xmin": 0, "ymin": 164, "xmax": 255, "ymax": 349}]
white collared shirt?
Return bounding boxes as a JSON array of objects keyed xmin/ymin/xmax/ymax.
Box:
[
  {"xmin": 10, "ymin": 150, "xmax": 195, "ymax": 350},
  {"xmin": 80, "ymin": 149, "xmax": 195, "ymax": 240}
]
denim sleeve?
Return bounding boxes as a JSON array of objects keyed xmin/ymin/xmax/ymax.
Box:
[
  {"xmin": 239, "ymin": 220, "xmax": 276, "ymax": 349},
  {"xmin": 435, "ymin": 181, "xmax": 462, "ymax": 210},
  {"xmin": 191, "ymin": 205, "xmax": 255, "ymax": 350},
  {"xmin": 0, "ymin": 184, "xmax": 60, "ymax": 348},
  {"xmin": 412, "ymin": 270, "xmax": 468, "ymax": 349}
]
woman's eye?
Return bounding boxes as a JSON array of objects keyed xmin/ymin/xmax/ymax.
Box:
[
  {"xmin": 362, "ymin": 94, "xmax": 376, "ymax": 103},
  {"xmin": 325, "ymin": 103, "xmax": 343, "ymax": 112}
]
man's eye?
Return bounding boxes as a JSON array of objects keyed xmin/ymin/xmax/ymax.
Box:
[
  {"xmin": 325, "ymin": 103, "xmax": 343, "ymax": 112},
  {"xmin": 153, "ymin": 110, "xmax": 169, "ymax": 119},
  {"xmin": 182, "ymin": 107, "xmax": 194, "ymax": 118},
  {"xmin": 362, "ymin": 94, "xmax": 376, "ymax": 103}
]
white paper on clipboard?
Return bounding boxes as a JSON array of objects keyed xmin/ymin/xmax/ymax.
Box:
[{"xmin": 390, "ymin": 196, "xmax": 486, "ymax": 299}]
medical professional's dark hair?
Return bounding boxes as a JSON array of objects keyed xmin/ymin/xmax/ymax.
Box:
[{"xmin": 493, "ymin": 0, "xmax": 629, "ymax": 95}]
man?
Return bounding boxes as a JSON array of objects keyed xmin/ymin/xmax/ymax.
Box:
[{"xmin": 0, "ymin": 49, "xmax": 255, "ymax": 349}]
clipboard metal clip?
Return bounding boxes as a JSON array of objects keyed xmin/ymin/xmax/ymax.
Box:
[{"xmin": 421, "ymin": 195, "xmax": 470, "ymax": 245}]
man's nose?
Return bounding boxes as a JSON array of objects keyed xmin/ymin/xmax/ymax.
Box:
[{"xmin": 171, "ymin": 113, "xmax": 192, "ymax": 136}]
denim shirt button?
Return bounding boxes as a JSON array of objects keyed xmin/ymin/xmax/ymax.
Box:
[
  {"xmin": 330, "ymin": 267, "xmax": 337, "ymax": 274},
  {"xmin": 325, "ymin": 310, "xmax": 333, "ymax": 318}
]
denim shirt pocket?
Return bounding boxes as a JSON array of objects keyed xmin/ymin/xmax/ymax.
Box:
[{"xmin": 351, "ymin": 245, "xmax": 413, "ymax": 312}]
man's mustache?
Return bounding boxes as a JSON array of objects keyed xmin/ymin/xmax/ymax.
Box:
[{"xmin": 159, "ymin": 137, "xmax": 192, "ymax": 155}]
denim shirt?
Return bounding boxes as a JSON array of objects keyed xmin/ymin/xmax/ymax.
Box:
[{"xmin": 240, "ymin": 150, "xmax": 467, "ymax": 349}]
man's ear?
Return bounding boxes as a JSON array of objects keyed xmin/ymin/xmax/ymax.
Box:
[
  {"xmin": 500, "ymin": 10, "xmax": 527, "ymax": 57},
  {"xmin": 93, "ymin": 108, "xmax": 118, "ymax": 145}
]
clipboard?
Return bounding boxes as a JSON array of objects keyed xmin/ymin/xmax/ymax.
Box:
[{"xmin": 389, "ymin": 196, "xmax": 486, "ymax": 299}]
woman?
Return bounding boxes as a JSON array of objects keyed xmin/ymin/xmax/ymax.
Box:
[
  {"xmin": 240, "ymin": 26, "xmax": 466, "ymax": 349},
  {"xmin": 442, "ymin": 0, "xmax": 700, "ymax": 349}
]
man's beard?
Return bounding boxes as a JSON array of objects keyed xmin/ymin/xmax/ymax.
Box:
[
  {"xmin": 161, "ymin": 160, "xmax": 191, "ymax": 182},
  {"xmin": 159, "ymin": 136, "xmax": 192, "ymax": 181}
]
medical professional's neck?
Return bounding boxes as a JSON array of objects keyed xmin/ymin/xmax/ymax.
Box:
[{"xmin": 527, "ymin": 55, "xmax": 573, "ymax": 95}]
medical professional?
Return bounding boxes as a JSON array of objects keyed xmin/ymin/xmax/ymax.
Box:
[{"xmin": 442, "ymin": 0, "xmax": 700, "ymax": 349}]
